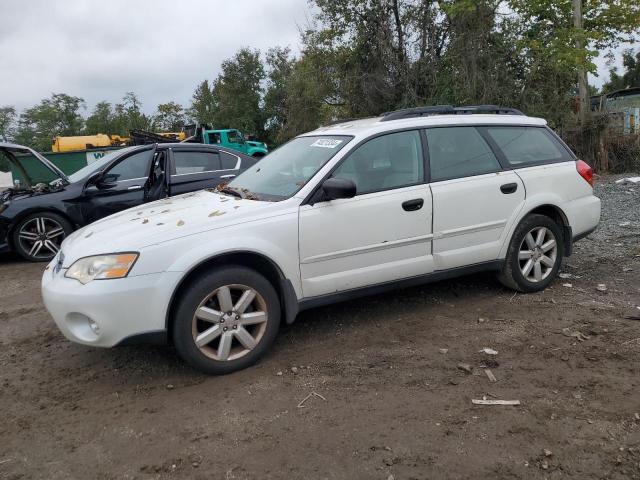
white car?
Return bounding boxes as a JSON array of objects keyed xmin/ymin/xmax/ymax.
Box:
[{"xmin": 42, "ymin": 105, "xmax": 601, "ymax": 374}]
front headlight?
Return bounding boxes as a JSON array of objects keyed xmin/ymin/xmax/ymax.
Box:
[{"xmin": 65, "ymin": 253, "xmax": 139, "ymax": 284}]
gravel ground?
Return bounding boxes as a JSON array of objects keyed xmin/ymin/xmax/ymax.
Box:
[{"xmin": 0, "ymin": 173, "xmax": 639, "ymax": 480}]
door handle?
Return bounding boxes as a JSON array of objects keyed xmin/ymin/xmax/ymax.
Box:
[
  {"xmin": 220, "ymin": 174, "xmax": 236, "ymax": 179},
  {"xmin": 402, "ymin": 198, "xmax": 424, "ymax": 211},
  {"xmin": 127, "ymin": 185, "xmax": 142, "ymax": 191},
  {"xmin": 500, "ymin": 183, "xmax": 518, "ymax": 194}
]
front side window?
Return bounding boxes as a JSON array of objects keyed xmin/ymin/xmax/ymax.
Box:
[
  {"xmin": 172, "ymin": 151, "xmax": 221, "ymax": 175},
  {"xmin": 227, "ymin": 135, "xmax": 352, "ymax": 201},
  {"xmin": 208, "ymin": 132, "xmax": 221, "ymax": 144},
  {"xmin": 105, "ymin": 150, "xmax": 153, "ymax": 181},
  {"xmin": 484, "ymin": 126, "xmax": 568, "ymax": 166},
  {"xmin": 332, "ymin": 130, "xmax": 424, "ymax": 194},
  {"xmin": 426, "ymin": 127, "xmax": 501, "ymax": 181}
]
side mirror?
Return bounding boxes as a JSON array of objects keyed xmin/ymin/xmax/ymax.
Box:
[
  {"xmin": 321, "ymin": 177, "xmax": 356, "ymax": 201},
  {"xmin": 87, "ymin": 171, "xmax": 117, "ymax": 190}
]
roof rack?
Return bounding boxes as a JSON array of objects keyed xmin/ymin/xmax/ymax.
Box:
[
  {"xmin": 379, "ymin": 104, "xmax": 524, "ymax": 122},
  {"xmin": 322, "ymin": 117, "xmax": 365, "ymax": 127}
]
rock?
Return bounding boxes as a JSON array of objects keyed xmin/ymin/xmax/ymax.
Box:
[
  {"xmin": 291, "ymin": 366, "xmax": 299, "ymax": 374},
  {"xmin": 543, "ymin": 449, "xmax": 553, "ymax": 457},
  {"xmin": 596, "ymin": 284, "xmax": 608, "ymax": 293},
  {"xmin": 439, "ymin": 348, "xmax": 449, "ymax": 354},
  {"xmin": 276, "ymin": 371, "xmax": 283, "ymax": 376},
  {"xmin": 479, "ymin": 347, "xmax": 498, "ymax": 355},
  {"xmin": 634, "ymin": 413, "xmax": 640, "ymax": 421},
  {"xmin": 166, "ymin": 384, "xmax": 174, "ymax": 390},
  {"xmin": 541, "ymin": 460, "xmax": 549, "ymax": 470},
  {"xmin": 562, "ymin": 283, "xmax": 573, "ymax": 288},
  {"xmin": 478, "ymin": 317, "xmax": 486, "ymax": 323},
  {"xmin": 457, "ymin": 363, "xmax": 472, "ymax": 374},
  {"xmin": 387, "ymin": 475, "xmax": 395, "ymax": 480}
]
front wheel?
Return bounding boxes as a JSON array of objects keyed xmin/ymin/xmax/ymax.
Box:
[
  {"xmin": 12, "ymin": 212, "xmax": 73, "ymax": 262},
  {"xmin": 172, "ymin": 266, "xmax": 281, "ymax": 375},
  {"xmin": 498, "ymin": 214, "xmax": 564, "ymax": 293}
]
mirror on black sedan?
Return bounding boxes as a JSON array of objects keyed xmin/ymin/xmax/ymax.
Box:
[
  {"xmin": 87, "ymin": 171, "xmax": 117, "ymax": 190},
  {"xmin": 321, "ymin": 177, "xmax": 356, "ymax": 201}
]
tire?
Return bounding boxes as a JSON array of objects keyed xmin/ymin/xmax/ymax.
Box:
[
  {"xmin": 498, "ymin": 214, "xmax": 564, "ymax": 293},
  {"xmin": 252, "ymin": 153, "xmax": 265, "ymax": 158},
  {"xmin": 12, "ymin": 212, "xmax": 73, "ymax": 262},
  {"xmin": 172, "ymin": 266, "xmax": 281, "ymax": 375}
]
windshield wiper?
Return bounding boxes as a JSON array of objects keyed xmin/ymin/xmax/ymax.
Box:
[{"xmin": 218, "ymin": 186, "xmax": 244, "ymax": 199}]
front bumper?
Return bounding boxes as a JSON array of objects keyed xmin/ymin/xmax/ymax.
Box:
[{"xmin": 41, "ymin": 260, "xmax": 182, "ymax": 347}]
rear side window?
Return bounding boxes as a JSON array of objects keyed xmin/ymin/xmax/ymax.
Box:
[
  {"xmin": 484, "ymin": 127, "xmax": 568, "ymax": 166},
  {"xmin": 426, "ymin": 127, "xmax": 501, "ymax": 181},
  {"xmin": 220, "ymin": 151, "xmax": 238, "ymax": 169},
  {"xmin": 172, "ymin": 151, "xmax": 221, "ymax": 175}
]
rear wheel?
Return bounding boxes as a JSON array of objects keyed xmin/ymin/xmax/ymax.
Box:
[
  {"xmin": 12, "ymin": 212, "xmax": 73, "ymax": 262},
  {"xmin": 498, "ymin": 214, "xmax": 564, "ymax": 292},
  {"xmin": 172, "ymin": 266, "xmax": 281, "ymax": 375}
]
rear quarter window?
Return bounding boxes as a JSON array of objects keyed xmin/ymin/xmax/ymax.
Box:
[{"xmin": 484, "ymin": 126, "xmax": 571, "ymax": 166}]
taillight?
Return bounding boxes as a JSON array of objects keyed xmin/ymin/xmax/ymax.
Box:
[{"xmin": 576, "ymin": 159, "xmax": 593, "ymax": 187}]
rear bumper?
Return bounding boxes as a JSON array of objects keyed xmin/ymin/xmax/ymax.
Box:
[{"xmin": 564, "ymin": 195, "xmax": 601, "ymax": 239}]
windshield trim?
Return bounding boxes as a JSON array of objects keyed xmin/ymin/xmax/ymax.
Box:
[{"xmin": 226, "ymin": 134, "xmax": 354, "ymax": 202}]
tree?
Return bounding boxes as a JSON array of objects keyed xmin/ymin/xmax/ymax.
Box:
[
  {"xmin": 112, "ymin": 92, "xmax": 151, "ymax": 135},
  {"xmin": 85, "ymin": 101, "xmax": 115, "ymax": 134},
  {"xmin": 0, "ymin": 106, "xmax": 17, "ymax": 142},
  {"xmin": 210, "ymin": 48, "xmax": 265, "ymax": 135},
  {"xmin": 189, "ymin": 80, "xmax": 216, "ymax": 126},
  {"xmin": 153, "ymin": 102, "xmax": 186, "ymax": 131},
  {"xmin": 13, "ymin": 93, "xmax": 85, "ymax": 151},
  {"xmin": 263, "ymin": 47, "xmax": 295, "ymax": 144},
  {"xmin": 603, "ymin": 49, "xmax": 640, "ymax": 92}
]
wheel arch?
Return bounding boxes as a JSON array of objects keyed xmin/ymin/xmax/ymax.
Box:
[
  {"xmin": 7, "ymin": 207, "xmax": 76, "ymax": 250},
  {"xmin": 165, "ymin": 250, "xmax": 299, "ymax": 339},
  {"xmin": 523, "ymin": 204, "xmax": 572, "ymax": 256}
]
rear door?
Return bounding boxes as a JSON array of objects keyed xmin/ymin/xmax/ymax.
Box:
[
  {"xmin": 426, "ymin": 126, "xmax": 525, "ymax": 270},
  {"xmin": 168, "ymin": 147, "xmax": 231, "ymax": 194},
  {"xmin": 298, "ymin": 130, "xmax": 434, "ymax": 298}
]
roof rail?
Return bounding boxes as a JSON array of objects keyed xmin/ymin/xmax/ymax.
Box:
[
  {"xmin": 379, "ymin": 104, "xmax": 524, "ymax": 122},
  {"xmin": 322, "ymin": 117, "xmax": 365, "ymax": 127}
]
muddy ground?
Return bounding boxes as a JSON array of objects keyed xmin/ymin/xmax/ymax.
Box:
[{"xmin": 1, "ymin": 175, "xmax": 639, "ymax": 480}]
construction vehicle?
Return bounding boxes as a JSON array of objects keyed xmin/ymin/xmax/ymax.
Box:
[{"xmin": 52, "ymin": 127, "xmax": 267, "ymax": 157}]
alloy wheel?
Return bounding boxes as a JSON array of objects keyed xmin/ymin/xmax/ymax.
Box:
[
  {"xmin": 17, "ymin": 217, "xmax": 65, "ymax": 259},
  {"xmin": 518, "ymin": 226, "xmax": 558, "ymax": 283},
  {"xmin": 192, "ymin": 284, "xmax": 268, "ymax": 361}
]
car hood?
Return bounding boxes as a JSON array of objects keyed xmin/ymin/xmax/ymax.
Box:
[{"xmin": 60, "ymin": 190, "xmax": 279, "ymax": 263}]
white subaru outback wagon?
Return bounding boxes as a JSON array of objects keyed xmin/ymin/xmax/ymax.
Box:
[{"xmin": 42, "ymin": 105, "xmax": 601, "ymax": 374}]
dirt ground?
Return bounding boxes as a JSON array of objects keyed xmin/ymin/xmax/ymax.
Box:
[{"xmin": 1, "ymin": 174, "xmax": 639, "ymax": 480}]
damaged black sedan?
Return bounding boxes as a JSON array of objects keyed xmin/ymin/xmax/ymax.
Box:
[{"xmin": 0, "ymin": 142, "xmax": 258, "ymax": 261}]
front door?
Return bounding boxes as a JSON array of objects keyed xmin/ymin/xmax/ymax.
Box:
[
  {"xmin": 82, "ymin": 146, "xmax": 156, "ymax": 223},
  {"xmin": 299, "ymin": 130, "xmax": 434, "ymax": 298},
  {"xmin": 225, "ymin": 130, "xmax": 247, "ymax": 155},
  {"xmin": 425, "ymin": 126, "xmax": 525, "ymax": 269}
]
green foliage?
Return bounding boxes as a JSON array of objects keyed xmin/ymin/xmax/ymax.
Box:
[
  {"xmin": 188, "ymin": 80, "xmax": 216, "ymax": 126},
  {"xmin": 112, "ymin": 92, "xmax": 152, "ymax": 135},
  {"xmin": 153, "ymin": 102, "xmax": 186, "ymax": 131},
  {"xmin": 209, "ymin": 48, "xmax": 265, "ymax": 135},
  {"xmin": 85, "ymin": 101, "xmax": 115, "ymax": 135},
  {"xmin": 13, "ymin": 93, "xmax": 85, "ymax": 151},
  {"xmin": 0, "ymin": 106, "xmax": 17, "ymax": 142},
  {"xmin": 603, "ymin": 49, "xmax": 640, "ymax": 93}
]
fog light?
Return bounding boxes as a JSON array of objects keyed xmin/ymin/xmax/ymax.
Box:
[{"xmin": 88, "ymin": 318, "xmax": 100, "ymax": 334}]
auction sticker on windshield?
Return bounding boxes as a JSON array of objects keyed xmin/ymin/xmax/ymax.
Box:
[{"xmin": 311, "ymin": 139, "xmax": 343, "ymax": 148}]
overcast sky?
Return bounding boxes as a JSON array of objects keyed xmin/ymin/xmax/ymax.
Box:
[
  {"xmin": 0, "ymin": 0, "xmax": 630, "ymax": 116},
  {"xmin": 0, "ymin": 0, "xmax": 310, "ymax": 114}
]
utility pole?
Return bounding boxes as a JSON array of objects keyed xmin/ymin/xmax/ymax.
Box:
[{"xmin": 573, "ymin": 0, "xmax": 589, "ymax": 123}]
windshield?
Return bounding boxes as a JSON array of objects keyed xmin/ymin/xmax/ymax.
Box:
[
  {"xmin": 227, "ymin": 135, "xmax": 352, "ymax": 201},
  {"xmin": 67, "ymin": 147, "xmax": 137, "ymax": 183}
]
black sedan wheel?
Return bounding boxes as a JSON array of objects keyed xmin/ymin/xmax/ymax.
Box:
[{"xmin": 12, "ymin": 212, "xmax": 73, "ymax": 262}]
